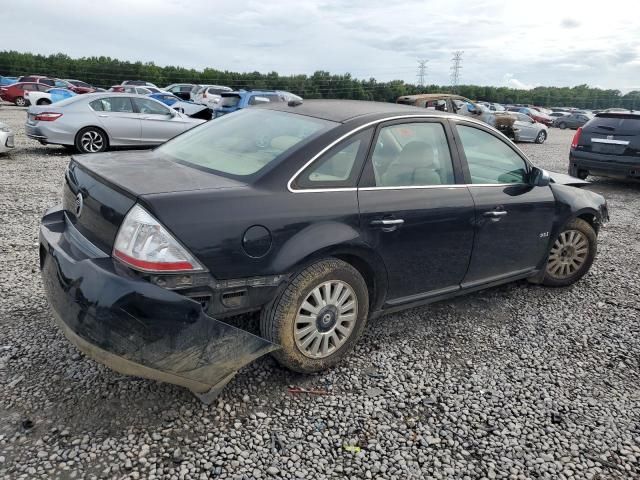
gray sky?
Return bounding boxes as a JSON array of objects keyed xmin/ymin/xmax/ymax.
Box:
[{"xmin": 2, "ymin": 0, "xmax": 639, "ymax": 91}]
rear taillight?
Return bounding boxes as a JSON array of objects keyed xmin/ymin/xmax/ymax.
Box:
[
  {"xmin": 113, "ymin": 204, "xmax": 204, "ymax": 273},
  {"xmin": 34, "ymin": 112, "xmax": 63, "ymax": 122},
  {"xmin": 571, "ymin": 127, "xmax": 582, "ymax": 149}
]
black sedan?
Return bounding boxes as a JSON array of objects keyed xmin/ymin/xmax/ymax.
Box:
[{"xmin": 39, "ymin": 100, "xmax": 608, "ymax": 402}]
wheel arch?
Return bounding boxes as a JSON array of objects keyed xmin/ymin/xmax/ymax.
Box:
[{"xmin": 282, "ymin": 243, "xmax": 388, "ymax": 314}]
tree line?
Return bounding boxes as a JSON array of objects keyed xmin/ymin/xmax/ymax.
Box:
[{"xmin": 1, "ymin": 50, "xmax": 639, "ymax": 110}]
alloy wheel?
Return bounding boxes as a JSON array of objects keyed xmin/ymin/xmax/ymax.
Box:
[
  {"xmin": 15, "ymin": 97, "xmax": 26, "ymax": 107},
  {"xmin": 294, "ymin": 280, "xmax": 357, "ymax": 359},
  {"xmin": 80, "ymin": 130, "xmax": 105, "ymax": 153},
  {"xmin": 546, "ymin": 229, "xmax": 589, "ymax": 279}
]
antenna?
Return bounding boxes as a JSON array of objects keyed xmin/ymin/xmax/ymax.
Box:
[
  {"xmin": 416, "ymin": 59, "xmax": 428, "ymax": 88},
  {"xmin": 450, "ymin": 51, "xmax": 463, "ymax": 92}
]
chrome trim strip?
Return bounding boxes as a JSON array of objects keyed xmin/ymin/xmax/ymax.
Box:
[
  {"xmin": 358, "ymin": 185, "xmax": 466, "ymax": 191},
  {"xmin": 64, "ymin": 214, "xmax": 109, "ymax": 258},
  {"xmin": 591, "ymin": 138, "xmax": 629, "ymax": 145},
  {"xmin": 287, "ymin": 113, "xmax": 489, "ymax": 193}
]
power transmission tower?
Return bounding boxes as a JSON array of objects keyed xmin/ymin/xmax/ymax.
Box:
[
  {"xmin": 416, "ymin": 59, "xmax": 428, "ymax": 88},
  {"xmin": 450, "ymin": 51, "xmax": 463, "ymax": 92}
]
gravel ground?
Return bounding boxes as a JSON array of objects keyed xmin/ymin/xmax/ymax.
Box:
[{"xmin": 0, "ymin": 103, "xmax": 639, "ymax": 480}]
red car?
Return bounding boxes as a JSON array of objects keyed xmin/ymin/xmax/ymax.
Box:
[{"xmin": 0, "ymin": 82, "xmax": 52, "ymax": 106}]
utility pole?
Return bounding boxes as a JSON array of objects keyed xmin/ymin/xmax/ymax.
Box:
[
  {"xmin": 450, "ymin": 51, "xmax": 463, "ymax": 93},
  {"xmin": 416, "ymin": 59, "xmax": 428, "ymax": 88}
]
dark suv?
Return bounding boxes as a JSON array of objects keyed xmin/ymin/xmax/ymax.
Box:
[{"xmin": 569, "ymin": 112, "xmax": 640, "ymax": 180}]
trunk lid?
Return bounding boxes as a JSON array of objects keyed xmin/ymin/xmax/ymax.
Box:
[{"xmin": 63, "ymin": 150, "xmax": 245, "ymax": 253}]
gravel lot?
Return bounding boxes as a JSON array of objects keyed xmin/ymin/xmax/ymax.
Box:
[{"xmin": 1, "ymin": 103, "xmax": 639, "ymax": 480}]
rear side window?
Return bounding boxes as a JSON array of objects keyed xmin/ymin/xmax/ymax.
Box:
[
  {"xmin": 457, "ymin": 125, "xmax": 528, "ymax": 184},
  {"xmin": 294, "ymin": 130, "xmax": 373, "ymax": 189},
  {"xmin": 90, "ymin": 97, "xmax": 134, "ymax": 113},
  {"xmin": 372, "ymin": 122, "xmax": 455, "ymax": 187}
]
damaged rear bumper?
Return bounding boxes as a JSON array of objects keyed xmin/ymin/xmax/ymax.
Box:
[{"xmin": 39, "ymin": 205, "xmax": 278, "ymax": 400}]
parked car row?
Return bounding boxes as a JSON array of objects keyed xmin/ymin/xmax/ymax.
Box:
[{"xmin": 396, "ymin": 94, "xmax": 548, "ymax": 144}]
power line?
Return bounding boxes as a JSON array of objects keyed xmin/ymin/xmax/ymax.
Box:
[
  {"xmin": 450, "ymin": 51, "xmax": 463, "ymax": 93},
  {"xmin": 416, "ymin": 59, "xmax": 428, "ymax": 88}
]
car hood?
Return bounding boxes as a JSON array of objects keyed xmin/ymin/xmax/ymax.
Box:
[
  {"xmin": 73, "ymin": 149, "xmax": 246, "ymax": 196},
  {"xmin": 549, "ymin": 171, "xmax": 589, "ymax": 187}
]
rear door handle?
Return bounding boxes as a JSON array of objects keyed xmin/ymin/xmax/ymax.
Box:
[
  {"xmin": 483, "ymin": 211, "xmax": 507, "ymax": 218},
  {"xmin": 370, "ymin": 219, "xmax": 405, "ymax": 226},
  {"xmin": 97, "ymin": 114, "xmax": 108, "ymax": 117}
]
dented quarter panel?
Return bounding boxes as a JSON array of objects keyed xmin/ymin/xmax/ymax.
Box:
[{"xmin": 40, "ymin": 207, "xmax": 277, "ymax": 393}]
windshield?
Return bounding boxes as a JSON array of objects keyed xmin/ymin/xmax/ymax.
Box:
[{"xmin": 157, "ymin": 109, "xmax": 337, "ymax": 177}]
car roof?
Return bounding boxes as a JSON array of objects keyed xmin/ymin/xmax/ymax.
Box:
[
  {"xmin": 260, "ymin": 99, "xmax": 460, "ymax": 123},
  {"xmin": 396, "ymin": 93, "xmax": 470, "ymax": 102}
]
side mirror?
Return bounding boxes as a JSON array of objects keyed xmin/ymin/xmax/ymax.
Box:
[{"xmin": 530, "ymin": 167, "xmax": 550, "ymax": 187}]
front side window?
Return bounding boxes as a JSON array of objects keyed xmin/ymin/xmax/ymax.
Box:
[
  {"xmin": 294, "ymin": 130, "xmax": 372, "ymax": 189},
  {"xmin": 133, "ymin": 98, "xmax": 170, "ymax": 115},
  {"xmin": 371, "ymin": 122, "xmax": 455, "ymax": 187},
  {"xmin": 90, "ymin": 97, "xmax": 134, "ymax": 113},
  {"xmin": 158, "ymin": 109, "xmax": 336, "ymax": 178},
  {"xmin": 457, "ymin": 125, "xmax": 528, "ymax": 184}
]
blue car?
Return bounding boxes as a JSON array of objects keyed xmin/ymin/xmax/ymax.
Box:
[
  {"xmin": 0, "ymin": 76, "xmax": 18, "ymax": 86},
  {"xmin": 214, "ymin": 90, "xmax": 302, "ymax": 117},
  {"xmin": 148, "ymin": 92, "xmax": 184, "ymax": 107}
]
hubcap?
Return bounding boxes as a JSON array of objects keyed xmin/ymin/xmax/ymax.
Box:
[
  {"xmin": 546, "ymin": 229, "xmax": 589, "ymax": 279},
  {"xmin": 294, "ymin": 280, "xmax": 357, "ymax": 359},
  {"xmin": 80, "ymin": 130, "xmax": 104, "ymax": 153},
  {"xmin": 16, "ymin": 98, "xmax": 26, "ymax": 106}
]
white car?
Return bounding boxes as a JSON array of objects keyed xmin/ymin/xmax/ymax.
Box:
[
  {"xmin": 192, "ymin": 85, "xmax": 232, "ymax": 108},
  {"xmin": 511, "ymin": 113, "xmax": 548, "ymax": 143},
  {"xmin": 0, "ymin": 122, "xmax": 15, "ymax": 153},
  {"xmin": 24, "ymin": 88, "xmax": 76, "ymax": 106}
]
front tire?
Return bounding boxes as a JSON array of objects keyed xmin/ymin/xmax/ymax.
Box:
[
  {"xmin": 37, "ymin": 99, "xmax": 51, "ymax": 106},
  {"xmin": 14, "ymin": 96, "xmax": 26, "ymax": 107},
  {"xmin": 542, "ymin": 219, "xmax": 597, "ymax": 287},
  {"xmin": 558, "ymin": 122, "xmax": 567, "ymax": 130},
  {"xmin": 535, "ymin": 130, "xmax": 547, "ymax": 144},
  {"xmin": 75, "ymin": 127, "xmax": 108, "ymax": 153},
  {"xmin": 260, "ymin": 258, "xmax": 369, "ymax": 373}
]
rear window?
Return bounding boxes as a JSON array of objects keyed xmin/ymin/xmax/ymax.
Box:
[
  {"xmin": 157, "ymin": 109, "xmax": 337, "ymax": 177},
  {"xmin": 221, "ymin": 94, "xmax": 241, "ymax": 107},
  {"xmin": 588, "ymin": 115, "xmax": 640, "ymax": 134}
]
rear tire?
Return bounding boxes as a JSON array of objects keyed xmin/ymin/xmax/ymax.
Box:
[
  {"xmin": 260, "ymin": 258, "xmax": 369, "ymax": 373},
  {"xmin": 535, "ymin": 130, "xmax": 547, "ymax": 144},
  {"xmin": 577, "ymin": 170, "xmax": 589, "ymax": 180},
  {"xmin": 74, "ymin": 127, "xmax": 108, "ymax": 153},
  {"xmin": 542, "ymin": 219, "xmax": 597, "ymax": 287},
  {"xmin": 14, "ymin": 96, "xmax": 26, "ymax": 107}
]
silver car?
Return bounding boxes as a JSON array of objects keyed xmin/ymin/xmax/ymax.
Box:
[
  {"xmin": 0, "ymin": 122, "xmax": 15, "ymax": 154},
  {"xmin": 511, "ymin": 113, "xmax": 548, "ymax": 143},
  {"xmin": 25, "ymin": 93, "xmax": 205, "ymax": 153}
]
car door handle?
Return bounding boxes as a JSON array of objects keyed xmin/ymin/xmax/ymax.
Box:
[
  {"xmin": 483, "ymin": 211, "xmax": 507, "ymax": 218},
  {"xmin": 97, "ymin": 114, "xmax": 108, "ymax": 117},
  {"xmin": 370, "ymin": 219, "xmax": 405, "ymax": 226}
]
